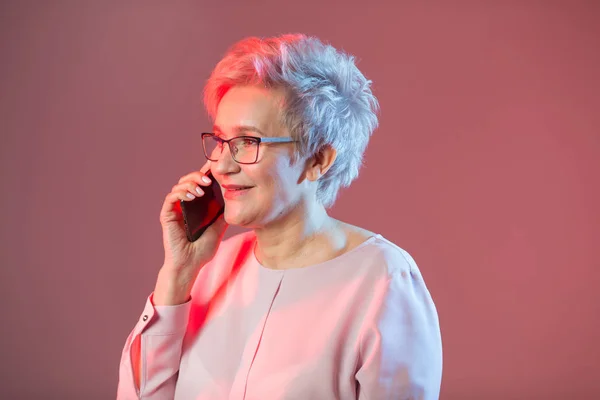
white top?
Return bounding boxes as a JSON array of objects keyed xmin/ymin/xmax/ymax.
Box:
[{"xmin": 117, "ymin": 231, "xmax": 443, "ymax": 399}]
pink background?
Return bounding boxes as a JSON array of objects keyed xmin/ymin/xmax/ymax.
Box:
[{"xmin": 1, "ymin": 1, "xmax": 598, "ymax": 399}]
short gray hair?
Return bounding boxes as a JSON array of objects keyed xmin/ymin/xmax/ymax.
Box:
[{"xmin": 204, "ymin": 34, "xmax": 379, "ymax": 207}]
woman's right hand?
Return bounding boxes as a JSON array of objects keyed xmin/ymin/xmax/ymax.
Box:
[{"xmin": 156, "ymin": 163, "xmax": 228, "ymax": 302}]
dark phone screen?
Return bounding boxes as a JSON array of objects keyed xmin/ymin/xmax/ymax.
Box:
[{"xmin": 180, "ymin": 172, "xmax": 225, "ymax": 242}]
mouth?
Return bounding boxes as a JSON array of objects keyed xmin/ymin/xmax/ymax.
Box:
[
  {"xmin": 222, "ymin": 185, "xmax": 253, "ymax": 191},
  {"xmin": 222, "ymin": 185, "xmax": 254, "ymax": 199}
]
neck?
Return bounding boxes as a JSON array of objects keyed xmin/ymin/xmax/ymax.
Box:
[{"xmin": 253, "ymin": 201, "xmax": 342, "ymax": 270}]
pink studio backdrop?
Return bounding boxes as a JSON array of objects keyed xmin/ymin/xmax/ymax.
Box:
[{"xmin": 1, "ymin": 1, "xmax": 598, "ymax": 399}]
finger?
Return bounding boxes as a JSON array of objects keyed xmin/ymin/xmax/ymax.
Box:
[
  {"xmin": 199, "ymin": 160, "xmax": 212, "ymax": 175},
  {"xmin": 167, "ymin": 188, "xmax": 197, "ymax": 205},
  {"xmin": 194, "ymin": 161, "xmax": 214, "ymax": 185},
  {"xmin": 161, "ymin": 192, "xmax": 193, "ymax": 222},
  {"xmin": 177, "ymin": 172, "xmax": 210, "ymax": 187},
  {"xmin": 171, "ymin": 182, "xmax": 204, "ymax": 198},
  {"xmin": 178, "ymin": 162, "xmax": 213, "ymax": 186},
  {"xmin": 160, "ymin": 191, "xmax": 183, "ymax": 218}
]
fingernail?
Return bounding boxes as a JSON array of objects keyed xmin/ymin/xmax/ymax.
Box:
[
  {"xmin": 196, "ymin": 187, "xmax": 203, "ymax": 195},
  {"xmin": 202, "ymin": 176, "xmax": 211, "ymax": 184},
  {"xmin": 186, "ymin": 193, "xmax": 194, "ymax": 199}
]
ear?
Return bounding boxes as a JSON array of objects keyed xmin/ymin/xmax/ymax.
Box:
[{"xmin": 305, "ymin": 144, "xmax": 337, "ymax": 182}]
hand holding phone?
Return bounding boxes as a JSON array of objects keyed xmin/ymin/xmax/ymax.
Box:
[
  {"xmin": 180, "ymin": 171, "xmax": 225, "ymax": 242},
  {"xmin": 157, "ymin": 167, "xmax": 228, "ymax": 287}
]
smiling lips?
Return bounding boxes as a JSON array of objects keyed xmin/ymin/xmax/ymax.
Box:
[
  {"xmin": 222, "ymin": 184, "xmax": 253, "ymax": 190},
  {"xmin": 221, "ymin": 184, "xmax": 254, "ymax": 199}
]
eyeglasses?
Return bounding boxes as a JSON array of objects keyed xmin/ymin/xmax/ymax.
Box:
[{"xmin": 201, "ymin": 132, "xmax": 297, "ymax": 164}]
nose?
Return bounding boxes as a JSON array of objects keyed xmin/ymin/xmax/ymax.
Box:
[{"xmin": 210, "ymin": 142, "xmax": 240, "ymax": 175}]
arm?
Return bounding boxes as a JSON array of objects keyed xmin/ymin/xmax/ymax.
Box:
[
  {"xmin": 117, "ymin": 269, "xmax": 194, "ymax": 399},
  {"xmin": 355, "ymin": 261, "xmax": 443, "ymax": 400}
]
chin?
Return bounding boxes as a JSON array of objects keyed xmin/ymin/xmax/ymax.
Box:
[{"xmin": 224, "ymin": 207, "xmax": 256, "ymax": 228}]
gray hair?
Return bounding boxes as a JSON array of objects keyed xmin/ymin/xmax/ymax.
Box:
[{"xmin": 204, "ymin": 34, "xmax": 379, "ymax": 207}]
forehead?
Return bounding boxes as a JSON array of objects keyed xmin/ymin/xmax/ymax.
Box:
[{"xmin": 214, "ymin": 85, "xmax": 286, "ymax": 136}]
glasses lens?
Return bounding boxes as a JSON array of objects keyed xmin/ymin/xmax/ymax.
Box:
[
  {"xmin": 202, "ymin": 135, "xmax": 221, "ymax": 160},
  {"xmin": 230, "ymin": 137, "xmax": 259, "ymax": 164}
]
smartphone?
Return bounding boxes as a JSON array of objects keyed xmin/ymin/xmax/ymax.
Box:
[{"xmin": 180, "ymin": 171, "xmax": 225, "ymax": 242}]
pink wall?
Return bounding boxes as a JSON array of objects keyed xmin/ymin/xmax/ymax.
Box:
[{"xmin": 1, "ymin": 1, "xmax": 598, "ymax": 398}]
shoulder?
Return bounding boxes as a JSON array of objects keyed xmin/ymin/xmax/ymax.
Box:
[
  {"xmin": 339, "ymin": 221, "xmax": 420, "ymax": 278},
  {"xmin": 358, "ymin": 235, "xmax": 441, "ymax": 360},
  {"xmin": 355, "ymin": 236, "xmax": 443, "ymax": 398},
  {"xmin": 353, "ymin": 233, "xmax": 422, "ymax": 280}
]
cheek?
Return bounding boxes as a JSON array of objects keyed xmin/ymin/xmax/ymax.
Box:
[
  {"xmin": 244, "ymin": 159, "xmax": 282, "ymax": 192},
  {"xmin": 244, "ymin": 155, "xmax": 300, "ymax": 205}
]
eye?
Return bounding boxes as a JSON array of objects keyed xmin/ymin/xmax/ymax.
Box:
[{"xmin": 239, "ymin": 138, "xmax": 257, "ymax": 147}]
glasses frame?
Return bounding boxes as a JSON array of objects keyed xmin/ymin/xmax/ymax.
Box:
[{"xmin": 201, "ymin": 132, "xmax": 297, "ymax": 164}]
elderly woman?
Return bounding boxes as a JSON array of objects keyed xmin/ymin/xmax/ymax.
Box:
[{"xmin": 117, "ymin": 34, "xmax": 442, "ymax": 399}]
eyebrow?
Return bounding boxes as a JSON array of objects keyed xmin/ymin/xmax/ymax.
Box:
[{"xmin": 213, "ymin": 125, "xmax": 268, "ymax": 137}]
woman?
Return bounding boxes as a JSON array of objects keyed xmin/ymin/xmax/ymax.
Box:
[{"xmin": 117, "ymin": 34, "xmax": 442, "ymax": 400}]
